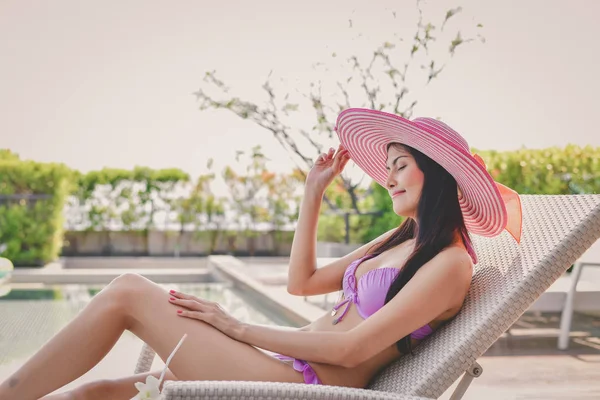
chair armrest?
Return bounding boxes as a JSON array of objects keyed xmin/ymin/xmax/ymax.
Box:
[{"xmin": 162, "ymin": 380, "xmax": 432, "ymax": 400}]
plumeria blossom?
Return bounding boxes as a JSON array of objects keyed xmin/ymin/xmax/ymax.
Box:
[
  {"xmin": 133, "ymin": 375, "xmax": 161, "ymax": 400},
  {"xmin": 131, "ymin": 333, "xmax": 188, "ymax": 400}
]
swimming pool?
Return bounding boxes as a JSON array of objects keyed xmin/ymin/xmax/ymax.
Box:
[{"xmin": 0, "ymin": 281, "xmax": 292, "ymax": 379}]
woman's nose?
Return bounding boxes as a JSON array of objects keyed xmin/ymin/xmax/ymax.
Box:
[{"xmin": 386, "ymin": 172, "xmax": 396, "ymax": 189}]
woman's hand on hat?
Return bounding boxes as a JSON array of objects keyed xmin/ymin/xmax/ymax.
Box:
[{"xmin": 305, "ymin": 144, "xmax": 351, "ymax": 194}]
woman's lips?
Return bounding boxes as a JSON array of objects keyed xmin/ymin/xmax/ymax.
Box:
[{"xmin": 391, "ymin": 190, "xmax": 406, "ymax": 198}]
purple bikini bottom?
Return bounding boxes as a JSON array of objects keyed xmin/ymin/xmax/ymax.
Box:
[{"xmin": 272, "ymin": 354, "xmax": 322, "ymax": 385}]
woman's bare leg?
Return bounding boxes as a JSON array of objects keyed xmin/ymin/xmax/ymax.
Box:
[
  {"xmin": 0, "ymin": 275, "xmax": 132, "ymax": 400},
  {"xmin": 0, "ymin": 273, "xmax": 305, "ymax": 400}
]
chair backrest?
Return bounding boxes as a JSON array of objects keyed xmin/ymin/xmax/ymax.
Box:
[{"xmin": 368, "ymin": 195, "xmax": 600, "ymax": 398}]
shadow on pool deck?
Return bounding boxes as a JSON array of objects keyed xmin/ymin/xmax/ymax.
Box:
[{"xmin": 486, "ymin": 311, "xmax": 600, "ymax": 357}]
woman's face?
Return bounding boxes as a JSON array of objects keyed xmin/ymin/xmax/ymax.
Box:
[{"xmin": 385, "ymin": 144, "xmax": 424, "ymax": 218}]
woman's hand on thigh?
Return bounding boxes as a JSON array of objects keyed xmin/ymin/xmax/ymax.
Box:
[{"xmin": 168, "ymin": 290, "xmax": 245, "ymax": 340}]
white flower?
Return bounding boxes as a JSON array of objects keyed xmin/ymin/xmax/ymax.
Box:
[
  {"xmin": 131, "ymin": 333, "xmax": 188, "ymax": 400},
  {"xmin": 133, "ymin": 375, "xmax": 161, "ymax": 400}
]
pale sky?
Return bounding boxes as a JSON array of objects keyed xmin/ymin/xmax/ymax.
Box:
[{"xmin": 1, "ymin": 0, "xmax": 599, "ymax": 191}]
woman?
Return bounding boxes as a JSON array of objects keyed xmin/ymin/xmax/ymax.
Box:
[{"xmin": 0, "ymin": 109, "xmax": 521, "ymax": 400}]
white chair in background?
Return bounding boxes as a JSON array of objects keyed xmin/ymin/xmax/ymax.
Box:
[{"xmin": 529, "ymin": 238, "xmax": 600, "ymax": 350}]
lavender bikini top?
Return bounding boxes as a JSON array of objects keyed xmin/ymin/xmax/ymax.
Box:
[{"xmin": 331, "ymin": 253, "xmax": 434, "ymax": 340}]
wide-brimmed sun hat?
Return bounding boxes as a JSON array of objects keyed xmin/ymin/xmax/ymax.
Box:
[{"xmin": 335, "ymin": 108, "xmax": 522, "ymax": 242}]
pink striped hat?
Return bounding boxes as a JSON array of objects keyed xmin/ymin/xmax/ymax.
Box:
[{"xmin": 335, "ymin": 108, "xmax": 522, "ymax": 241}]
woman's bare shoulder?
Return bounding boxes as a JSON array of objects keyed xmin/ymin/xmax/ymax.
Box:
[{"xmin": 437, "ymin": 245, "xmax": 474, "ymax": 292}]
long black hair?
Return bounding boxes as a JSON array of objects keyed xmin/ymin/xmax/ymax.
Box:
[{"xmin": 367, "ymin": 143, "xmax": 475, "ymax": 354}]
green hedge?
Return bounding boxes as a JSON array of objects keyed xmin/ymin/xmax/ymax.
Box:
[
  {"xmin": 0, "ymin": 152, "xmax": 73, "ymax": 266},
  {"xmin": 72, "ymin": 166, "xmax": 190, "ymax": 232},
  {"xmin": 1, "ymin": 145, "xmax": 597, "ymax": 264},
  {"xmin": 477, "ymin": 145, "xmax": 599, "ymax": 194}
]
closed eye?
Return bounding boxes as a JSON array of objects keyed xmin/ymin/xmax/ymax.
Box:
[
  {"xmin": 385, "ymin": 155, "xmax": 408, "ymax": 170},
  {"xmin": 385, "ymin": 165, "xmax": 406, "ymax": 172}
]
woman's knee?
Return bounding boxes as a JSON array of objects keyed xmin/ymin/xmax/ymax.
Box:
[
  {"xmin": 111, "ymin": 272, "xmax": 148, "ymax": 288},
  {"xmin": 98, "ymin": 273, "xmax": 152, "ymax": 319},
  {"xmin": 105, "ymin": 273, "xmax": 166, "ymax": 327},
  {"xmin": 106, "ymin": 273, "xmax": 153, "ymax": 299}
]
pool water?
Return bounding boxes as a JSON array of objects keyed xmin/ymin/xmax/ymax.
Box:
[{"xmin": 0, "ymin": 282, "xmax": 285, "ymax": 372}]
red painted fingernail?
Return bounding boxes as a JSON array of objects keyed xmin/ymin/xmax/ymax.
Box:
[
  {"xmin": 177, "ymin": 310, "xmax": 182, "ymax": 314},
  {"xmin": 169, "ymin": 290, "xmax": 176, "ymax": 294},
  {"xmin": 170, "ymin": 297, "xmax": 175, "ymax": 301}
]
